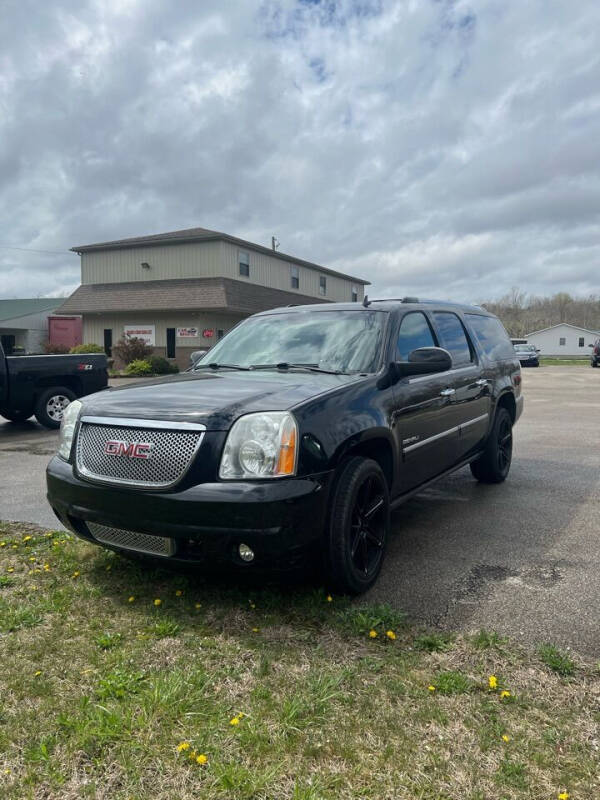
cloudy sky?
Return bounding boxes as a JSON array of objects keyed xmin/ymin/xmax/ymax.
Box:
[{"xmin": 1, "ymin": 0, "xmax": 599, "ymax": 303}]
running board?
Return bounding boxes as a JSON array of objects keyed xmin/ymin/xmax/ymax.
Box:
[{"xmin": 390, "ymin": 452, "xmax": 483, "ymax": 511}]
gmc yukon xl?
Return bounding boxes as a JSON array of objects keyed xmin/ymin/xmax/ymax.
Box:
[{"xmin": 46, "ymin": 299, "xmax": 522, "ymax": 593}]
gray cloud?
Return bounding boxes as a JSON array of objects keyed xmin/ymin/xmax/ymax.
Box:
[{"xmin": 1, "ymin": 0, "xmax": 599, "ymax": 302}]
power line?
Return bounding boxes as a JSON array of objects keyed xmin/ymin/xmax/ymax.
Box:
[{"xmin": 0, "ymin": 244, "xmax": 72, "ymax": 255}]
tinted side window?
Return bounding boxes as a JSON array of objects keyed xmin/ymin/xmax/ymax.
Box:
[
  {"xmin": 397, "ymin": 312, "xmax": 436, "ymax": 361},
  {"xmin": 466, "ymin": 314, "xmax": 515, "ymax": 361},
  {"xmin": 432, "ymin": 312, "xmax": 473, "ymax": 366}
]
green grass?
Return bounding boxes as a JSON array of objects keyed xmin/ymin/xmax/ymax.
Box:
[
  {"xmin": 539, "ymin": 643, "xmax": 577, "ymax": 677},
  {"xmin": 0, "ymin": 521, "xmax": 599, "ymax": 799},
  {"xmin": 538, "ymin": 357, "xmax": 591, "ymax": 366}
]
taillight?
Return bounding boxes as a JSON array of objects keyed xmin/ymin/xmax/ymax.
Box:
[{"xmin": 513, "ymin": 374, "xmax": 522, "ymax": 387}]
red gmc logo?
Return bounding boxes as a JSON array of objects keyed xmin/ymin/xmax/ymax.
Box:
[{"xmin": 104, "ymin": 440, "xmax": 154, "ymax": 459}]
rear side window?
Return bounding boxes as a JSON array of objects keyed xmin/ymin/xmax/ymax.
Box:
[
  {"xmin": 432, "ymin": 312, "xmax": 473, "ymax": 366},
  {"xmin": 466, "ymin": 314, "xmax": 515, "ymax": 361},
  {"xmin": 397, "ymin": 312, "xmax": 436, "ymax": 361}
]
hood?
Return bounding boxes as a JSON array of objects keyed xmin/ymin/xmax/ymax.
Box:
[{"xmin": 79, "ymin": 370, "xmax": 360, "ymax": 430}]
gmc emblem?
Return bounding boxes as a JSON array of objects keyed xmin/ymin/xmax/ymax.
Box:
[{"xmin": 104, "ymin": 440, "xmax": 154, "ymax": 459}]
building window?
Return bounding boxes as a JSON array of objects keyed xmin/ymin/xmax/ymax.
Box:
[
  {"xmin": 351, "ymin": 285, "xmax": 358, "ymax": 302},
  {"xmin": 319, "ymin": 276, "xmax": 327, "ymax": 296},
  {"xmin": 290, "ymin": 265, "xmax": 299, "ymax": 289},
  {"xmin": 239, "ymin": 250, "xmax": 250, "ymax": 277},
  {"xmin": 217, "ymin": 329, "xmax": 224, "ymax": 341},
  {"xmin": 579, "ymin": 337, "xmax": 585, "ymax": 347},
  {"xmin": 559, "ymin": 337, "xmax": 566, "ymax": 346}
]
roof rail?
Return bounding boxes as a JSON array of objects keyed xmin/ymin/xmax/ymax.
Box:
[{"xmin": 369, "ymin": 297, "xmax": 420, "ymax": 304}]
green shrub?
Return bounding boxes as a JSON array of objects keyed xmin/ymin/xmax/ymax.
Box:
[
  {"xmin": 148, "ymin": 355, "xmax": 179, "ymax": 375},
  {"xmin": 539, "ymin": 644, "xmax": 576, "ymax": 676},
  {"xmin": 125, "ymin": 359, "xmax": 153, "ymax": 376},
  {"xmin": 69, "ymin": 343, "xmax": 105, "ymax": 354},
  {"xmin": 43, "ymin": 342, "xmax": 69, "ymax": 354}
]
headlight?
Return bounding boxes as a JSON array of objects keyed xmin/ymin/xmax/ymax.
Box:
[
  {"xmin": 219, "ymin": 411, "xmax": 298, "ymax": 479},
  {"xmin": 58, "ymin": 400, "xmax": 83, "ymax": 461}
]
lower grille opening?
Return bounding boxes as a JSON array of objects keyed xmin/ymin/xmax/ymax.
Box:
[{"xmin": 87, "ymin": 522, "xmax": 175, "ymax": 557}]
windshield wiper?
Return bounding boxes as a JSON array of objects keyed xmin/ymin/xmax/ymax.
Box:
[
  {"xmin": 250, "ymin": 362, "xmax": 345, "ymax": 375},
  {"xmin": 194, "ymin": 362, "xmax": 251, "ymax": 371}
]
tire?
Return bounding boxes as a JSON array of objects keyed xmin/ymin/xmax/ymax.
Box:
[
  {"xmin": 592, "ymin": 361, "xmax": 598, "ymax": 368},
  {"xmin": 0, "ymin": 409, "xmax": 33, "ymax": 422},
  {"xmin": 470, "ymin": 407, "xmax": 513, "ymax": 484},
  {"xmin": 328, "ymin": 457, "xmax": 390, "ymax": 594},
  {"xmin": 34, "ymin": 387, "xmax": 76, "ymax": 429}
]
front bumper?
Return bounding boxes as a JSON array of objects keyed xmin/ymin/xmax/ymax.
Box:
[{"xmin": 47, "ymin": 456, "xmax": 333, "ymax": 569}]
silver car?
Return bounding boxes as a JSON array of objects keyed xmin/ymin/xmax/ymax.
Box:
[{"xmin": 514, "ymin": 343, "xmax": 540, "ymax": 367}]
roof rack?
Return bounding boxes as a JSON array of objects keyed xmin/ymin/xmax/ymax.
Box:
[{"xmin": 368, "ymin": 297, "xmax": 420, "ymax": 305}]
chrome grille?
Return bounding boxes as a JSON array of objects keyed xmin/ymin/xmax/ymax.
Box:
[
  {"xmin": 87, "ymin": 522, "xmax": 175, "ymax": 557},
  {"xmin": 76, "ymin": 417, "xmax": 205, "ymax": 488}
]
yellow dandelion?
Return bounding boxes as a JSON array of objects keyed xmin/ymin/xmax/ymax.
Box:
[
  {"xmin": 29, "ymin": 556, "xmax": 35, "ymax": 562},
  {"xmin": 11, "ymin": 544, "xmax": 17, "ymax": 549},
  {"xmin": 250, "ymin": 602, "xmax": 256, "ymax": 609},
  {"xmin": 128, "ymin": 596, "xmax": 135, "ymax": 603},
  {"xmin": 23, "ymin": 535, "xmax": 32, "ymax": 542},
  {"xmin": 386, "ymin": 630, "xmax": 396, "ymax": 640},
  {"xmin": 252, "ymin": 627, "xmax": 260, "ymax": 633},
  {"xmin": 195, "ymin": 602, "xmax": 202, "ymax": 609},
  {"xmin": 0, "ymin": 542, "xmax": 6, "ymax": 547},
  {"xmin": 229, "ymin": 716, "xmax": 240, "ymax": 726},
  {"xmin": 154, "ymin": 598, "xmax": 162, "ymax": 606},
  {"xmin": 175, "ymin": 589, "xmax": 183, "ymax": 597},
  {"xmin": 34, "ymin": 670, "xmax": 42, "ymax": 677},
  {"xmin": 326, "ymin": 595, "xmax": 333, "ymax": 602},
  {"xmin": 428, "ymin": 685, "xmax": 436, "ymax": 692},
  {"xmin": 43, "ymin": 563, "xmax": 50, "ymax": 571},
  {"xmin": 196, "ymin": 754, "xmax": 208, "ymax": 765},
  {"xmin": 7, "ymin": 567, "xmax": 14, "ymax": 573},
  {"xmin": 369, "ymin": 629, "xmax": 378, "ymax": 639},
  {"xmin": 500, "ymin": 690, "xmax": 511, "ymax": 699},
  {"xmin": 72, "ymin": 571, "xmax": 80, "ymax": 578},
  {"xmin": 558, "ymin": 793, "xmax": 570, "ymax": 800},
  {"xmin": 502, "ymin": 734, "xmax": 510, "ymax": 743},
  {"xmin": 3, "ymin": 768, "xmax": 11, "ymax": 774},
  {"xmin": 176, "ymin": 741, "xmax": 191, "ymax": 752},
  {"xmin": 488, "ymin": 675, "xmax": 498, "ymax": 690}
]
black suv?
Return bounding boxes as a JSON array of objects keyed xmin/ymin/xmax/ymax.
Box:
[{"xmin": 47, "ymin": 299, "xmax": 523, "ymax": 594}]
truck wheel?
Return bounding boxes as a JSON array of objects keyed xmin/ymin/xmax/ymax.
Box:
[
  {"xmin": 470, "ymin": 407, "xmax": 513, "ymax": 484},
  {"xmin": 1, "ymin": 409, "xmax": 33, "ymax": 422},
  {"xmin": 34, "ymin": 387, "xmax": 76, "ymax": 429},
  {"xmin": 328, "ymin": 457, "xmax": 389, "ymax": 594}
]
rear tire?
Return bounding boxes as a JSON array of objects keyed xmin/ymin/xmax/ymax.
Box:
[
  {"xmin": 328, "ymin": 457, "xmax": 390, "ymax": 594},
  {"xmin": 0, "ymin": 409, "xmax": 33, "ymax": 422},
  {"xmin": 34, "ymin": 387, "xmax": 76, "ymax": 429},
  {"xmin": 470, "ymin": 407, "xmax": 513, "ymax": 484}
]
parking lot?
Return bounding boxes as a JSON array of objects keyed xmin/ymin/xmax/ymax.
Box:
[{"xmin": 1, "ymin": 367, "xmax": 598, "ymax": 656}]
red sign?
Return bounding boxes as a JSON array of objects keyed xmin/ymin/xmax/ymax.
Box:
[{"xmin": 203, "ymin": 329, "xmax": 214, "ymax": 338}]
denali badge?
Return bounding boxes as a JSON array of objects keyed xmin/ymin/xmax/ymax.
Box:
[{"xmin": 104, "ymin": 440, "xmax": 154, "ymax": 459}]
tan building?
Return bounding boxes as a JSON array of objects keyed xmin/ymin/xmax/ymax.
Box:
[{"xmin": 56, "ymin": 226, "xmax": 369, "ymax": 368}]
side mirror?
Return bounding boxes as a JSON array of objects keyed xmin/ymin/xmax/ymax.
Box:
[{"xmin": 395, "ymin": 347, "xmax": 452, "ymax": 378}]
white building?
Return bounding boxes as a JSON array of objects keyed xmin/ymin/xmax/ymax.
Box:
[{"xmin": 525, "ymin": 323, "xmax": 600, "ymax": 357}]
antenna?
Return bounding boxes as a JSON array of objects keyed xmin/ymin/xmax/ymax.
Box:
[{"xmin": 271, "ymin": 236, "xmax": 280, "ymax": 251}]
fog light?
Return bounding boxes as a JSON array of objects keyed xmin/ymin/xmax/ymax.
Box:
[{"xmin": 238, "ymin": 543, "xmax": 255, "ymax": 562}]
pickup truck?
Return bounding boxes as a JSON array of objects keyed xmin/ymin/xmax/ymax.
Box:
[
  {"xmin": 47, "ymin": 299, "xmax": 522, "ymax": 593},
  {"xmin": 0, "ymin": 341, "xmax": 108, "ymax": 428}
]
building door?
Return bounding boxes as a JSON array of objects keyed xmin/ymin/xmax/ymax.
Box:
[
  {"xmin": 1, "ymin": 334, "xmax": 15, "ymax": 355},
  {"xmin": 166, "ymin": 328, "xmax": 176, "ymax": 359},
  {"xmin": 103, "ymin": 329, "xmax": 112, "ymax": 357}
]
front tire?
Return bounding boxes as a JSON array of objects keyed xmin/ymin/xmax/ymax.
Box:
[
  {"xmin": 470, "ymin": 407, "xmax": 513, "ymax": 484},
  {"xmin": 34, "ymin": 387, "xmax": 76, "ymax": 429},
  {"xmin": 328, "ymin": 457, "xmax": 390, "ymax": 594}
]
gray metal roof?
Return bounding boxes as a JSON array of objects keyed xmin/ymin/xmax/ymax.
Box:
[
  {"xmin": 0, "ymin": 297, "xmax": 60, "ymax": 323},
  {"xmin": 71, "ymin": 226, "xmax": 370, "ymax": 286}
]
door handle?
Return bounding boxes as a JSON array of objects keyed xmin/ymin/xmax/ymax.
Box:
[
  {"xmin": 475, "ymin": 379, "xmax": 488, "ymax": 386},
  {"xmin": 440, "ymin": 388, "xmax": 456, "ymax": 397}
]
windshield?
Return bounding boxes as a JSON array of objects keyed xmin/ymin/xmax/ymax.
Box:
[
  {"xmin": 195, "ymin": 310, "xmax": 387, "ymax": 374},
  {"xmin": 514, "ymin": 344, "xmax": 535, "ymax": 352}
]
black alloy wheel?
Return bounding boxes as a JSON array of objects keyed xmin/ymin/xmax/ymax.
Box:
[
  {"xmin": 470, "ymin": 406, "xmax": 513, "ymax": 484},
  {"xmin": 328, "ymin": 457, "xmax": 390, "ymax": 594}
]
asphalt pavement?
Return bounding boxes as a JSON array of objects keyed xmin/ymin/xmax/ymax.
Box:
[{"xmin": 1, "ymin": 367, "xmax": 599, "ymax": 656}]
